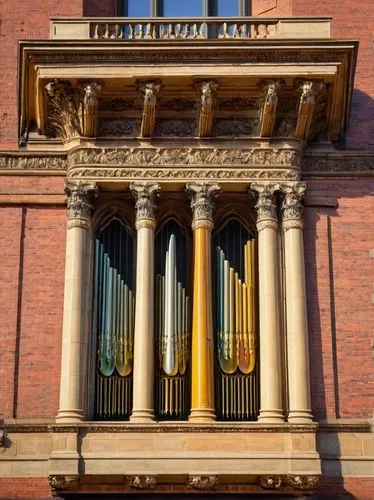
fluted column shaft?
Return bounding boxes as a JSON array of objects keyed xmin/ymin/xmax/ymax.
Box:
[
  {"xmin": 56, "ymin": 181, "xmax": 97, "ymax": 423},
  {"xmin": 130, "ymin": 182, "xmax": 160, "ymax": 423},
  {"xmin": 187, "ymin": 183, "xmax": 220, "ymax": 422},
  {"xmin": 252, "ymin": 183, "xmax": 285, "ymax": 423},
  {"xmin": 281, "ymin": 183, "xmax": 313, "ymax": 423}
]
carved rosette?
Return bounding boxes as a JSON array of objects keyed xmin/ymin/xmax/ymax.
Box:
[
  {"xmin": 287, "ymin": 474, "xmax": 321, "ymax": 491},
  {"xmin": 48, "ymin": 475, "xmax": 79, "ymax": 495},
  {"xmin": 281, "ymin": 182, "xmax": 306, "ymax": 231},
  {"xmin": 259, "ymin": 475, "xmax": 283, "ymax": 490},
  {"xmin": 186, "ymin": 182, "xmax": 221, "ymax": 230},
  {"xmin": 251, "ymin": 182, "xmax": 279, "ymax": 232},
  {"xmin": 188, "ymin": 475, "xmax": 219, "ymax": 490},
  {"xmin": 64, "ymin": 181, "xmax": 98, "ymax": 230},
  {"xmin": 126, "ymin": 475, "xmax": 157, "ymax": 490},
  {"xmin": 130, "ymin": 182, "xmax": 160, "ymax": 229}
]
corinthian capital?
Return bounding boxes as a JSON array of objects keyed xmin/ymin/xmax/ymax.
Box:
[
  {"xmin": 280, "ymin": 182, "xmax": 306, "ymax": 228},
  {"xmin": 251, "ymin": 182, "xmax": 279, "ymax": 223},
  {"xmin": 130, "ymin": 182, "xmax": 160, "ymax": 221},
  {"xmin": 64, "ymin": 181, "xmax": 98, "ymax": 227},
  {"xmin": 186, "ymin": 182, "xmax": 221, "ymax": 226}
]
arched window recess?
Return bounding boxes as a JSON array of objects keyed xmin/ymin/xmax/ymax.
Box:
[
  {"xmin": 155, "ymin": 202, "xmax": 193, "ymax": 420},
  {"xmin": 213, "ymin": 201, "xmax": 259, "ymax": 421},
  {"xmin": 91, "ymin": 203, "xmax": 136, "ymax": 420}
]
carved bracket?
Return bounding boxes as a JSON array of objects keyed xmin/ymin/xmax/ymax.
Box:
[
  {"xmin": 196, "ymin": 81, "xmax": 218, "ymax": 138},
  {"xmin": 126, "ymin": 475, "xmax": 157, "ymax": 490},
  {"xmin": 188, "ymin": 475, "xmax": 219, "ymax": 490},
  {"xmin": 139, "ymin": 81, "xmax": 161, "ymax": 137},
  {"xmin": 259, "ymin": 80, "xmax": 282, "ymax": 137},
  {"xmin": 295, "ymin": 80, "xmax": 325, "ymax": 140},
  {"xmin": 48, "ymin": 475, "xmax": 79, "ymax": 496},
  {"xmin": 45, "ymin": 79, "xmax": 101, "ymax": 140}
]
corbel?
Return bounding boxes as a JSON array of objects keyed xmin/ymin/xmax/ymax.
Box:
[
  {"xmin": 139, "ymin": 81, "xmax": 161, "ymax": 138},
  {"xmin": 79, "ymin": 82, "xmax": 102, "ymax": 137},
  {"xmin": 258, "ymin": 79, "xmax": 282, "ymax": 137},
  {"xmin": 195, "ymin": 80, "xmax": 218, "ymax": 138},
  {"xmin": 45, "ymin": 79, "xmax": 80, "ymax": 140},
  {"xmin": 294, "ymin": 80, "xmax": 325, "ymax": 140}
]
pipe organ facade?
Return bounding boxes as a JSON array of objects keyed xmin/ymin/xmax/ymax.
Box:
[{"xmin": 13, "ymin": 23, "xmax": 360, "ymax": 495}]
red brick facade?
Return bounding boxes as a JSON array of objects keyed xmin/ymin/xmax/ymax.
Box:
[{"xmin": 0, "ymin": 0, "xmax": 373, "ymax": 498}]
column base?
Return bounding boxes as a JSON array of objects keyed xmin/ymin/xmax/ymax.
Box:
[
  {"xmin": 55, "ymin": 409, "xmax": 84, "ymax": 423},
  {"xmin": 189, "ymin": 408, "xmax": 216, "ymax": 423},
  {"xmin": 258, "ymin": 409, "xmax": 285, "ymax": 423},
  {"xmin": 288, "ymin": 410, "xmax": 314, "ymax": 423},
  {"xmin": 130, "ymin": 409, "xmax": 155, "ymax": 423}
]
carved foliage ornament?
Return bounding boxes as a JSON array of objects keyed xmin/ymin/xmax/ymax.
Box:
[
  {"xmin": 48, "ymin": 475, "xmax": 79, "ymax": 493},
  {"xmin": 127, "ymin": 475, "xmax": 157, "ymax": 490},
  {"xmin": 186, "ymin": 182, "xmax": 221, "ymax": 221},
  {"xmin": 188, "ymin": 475, "xmax": 219, "ymax": 490},
  {"xmin": 287, "ymin": 474, "xmax": 321, "ymax": 490},
  {"xmin": 251, "ymin": 182, "xmax": 279, "ymax": 222},
  {"xmin": 130, "ymin": 182, "xmax": 160, "ymax": 220},
  {"xmin": 64, "ymin": 180, "xmax": 98, "ymax": 221},
  {"xmin": 281, "ymin": 182, "xmax": 306, "ymax": 221},
  {"xmin": 259, "ymin": 475, "xmax": 283, "ymax": 490}
]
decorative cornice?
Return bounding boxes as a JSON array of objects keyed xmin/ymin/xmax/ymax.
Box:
[
  {"xmin": 188, "ymin": 475, "xmax": 219, "ymax": 490},
  {"xmin": 130, "ymin": 182, "xmax": 160, "ymax": 220},
  {"xmin": 186, "ymin": 182, "xmax": 221, "ymax": 222},
  {"xmin": 126, "ymin": 475, "xmax": 157, "ymax": 490},
  {"xmin": 48, "ymin": 475, "xmax": 79, "ymax": 494},
  {"xmin": 64, "ymin": 180, "xmax": 98, "ymax": 221}
]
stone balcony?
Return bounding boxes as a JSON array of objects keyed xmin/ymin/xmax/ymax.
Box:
[{"xmin": 50, "ymin": 16, "xmax": 331, "ymax": 41}]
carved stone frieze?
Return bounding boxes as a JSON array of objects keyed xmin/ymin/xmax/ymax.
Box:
[
  {"xmin": 259, "ymin": 80, "xmax": 282, "ymax": 137},
  {"xmin": 215, "ymin": 118, "xmax": 258, "ymax": 136},
  {"xmin": 126, "ymin": 475, "xmax": 157, "ymax": 490},
  {"xmin": 159, "ymin": 97, "xmax": 195, "ymax": 111},
  {"xmin": 99, "ymin": 97, "xmax": 134, "ymax": 112},
  {"xmin": 280, "ymin": 182, "xmax": 306, "ymax": 224},
  {"xmin": 188, "ymin": 475, "xmax": 219, "ymax": 490},
  {"xmin": 186, "ymin": 182, "xmax": 221, "ymax": 223},
  {"xmin": 139, "ymin": 81, "xmax": 161, "ymax": 137},
  {"xmin": 0, "ymin": 154, "xmax": 66, "ymax": 171},
  {"xmin": 98, "ymin": 118, "xmax": 140, "ymax": 137},
  {"xmin": 64, "ymin": 180, "xmax": 98, "ymax": 223},
  {"xmin": 287, "ymin": 474, "xmax": 321, "ymax": 490},
  {"xmin": 302, "ymin": 154, "xmax": 374, "ymax": 174},
  {"xmin": 130, "ymin": 182, "xmax": 160, "ymax": 220},
  {"xmin": 251, "ymin": 182, "xmax": 280, "ymax": 222},
  {"xmin": 259, "ymin": 475, "xmax": 283, "ymax": 490},
  {"xmin": 217, "ymin": 96, "xmax": 258, "ymax": 111},
  {"xmin": 154, "ymin": 119, "xmax": 196, "ymax": 137},
  {"xmin": 67, "ymin": 147, "xmax": 301, "ymax": 168},
  {"xmin": 196, "ymin": 81, "xmax": 218, "ymax": 138},
  {"xmin": 48, "ymin": 475, "xmax": 79, "ymax": 494}
]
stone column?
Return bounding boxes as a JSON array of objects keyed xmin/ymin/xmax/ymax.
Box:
[
  {"xmin": 130, "ymin": 182, "xmax": 160, "ymax": 423},
  {"xmin": 281, "ymin": 183, "xmax": 313, "ymax": 423},
  {"xmin": 251, "ymin": 183, "xmax": 285, "ymax": 423},
  {"xmin": 186, "ymin": 182, "xmax": 221, "ymax": 422},
  {"xmin": 56, "ymin": 181, "xmax": 98, "ymax": 423}
]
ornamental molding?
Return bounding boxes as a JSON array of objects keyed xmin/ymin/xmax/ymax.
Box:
[
  {"xmin": 48, "ymin": 475, "xmax": 79, "ymax": 494},
  {"xmin": 188, "ymin": 475, "xmax": 219, "ymax": 490},
  {"xmin": 126, "ymin": 475, "xmax": 157, "ymax": 490}
]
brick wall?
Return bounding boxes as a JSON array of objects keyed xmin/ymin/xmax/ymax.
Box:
[
  {"xmin": 0, "ymin": 0, "xmax": 83, "ymax": 150},
  {"xmin": 305, "ymin": 178, "xmax": 374, "ymax": 419}
]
